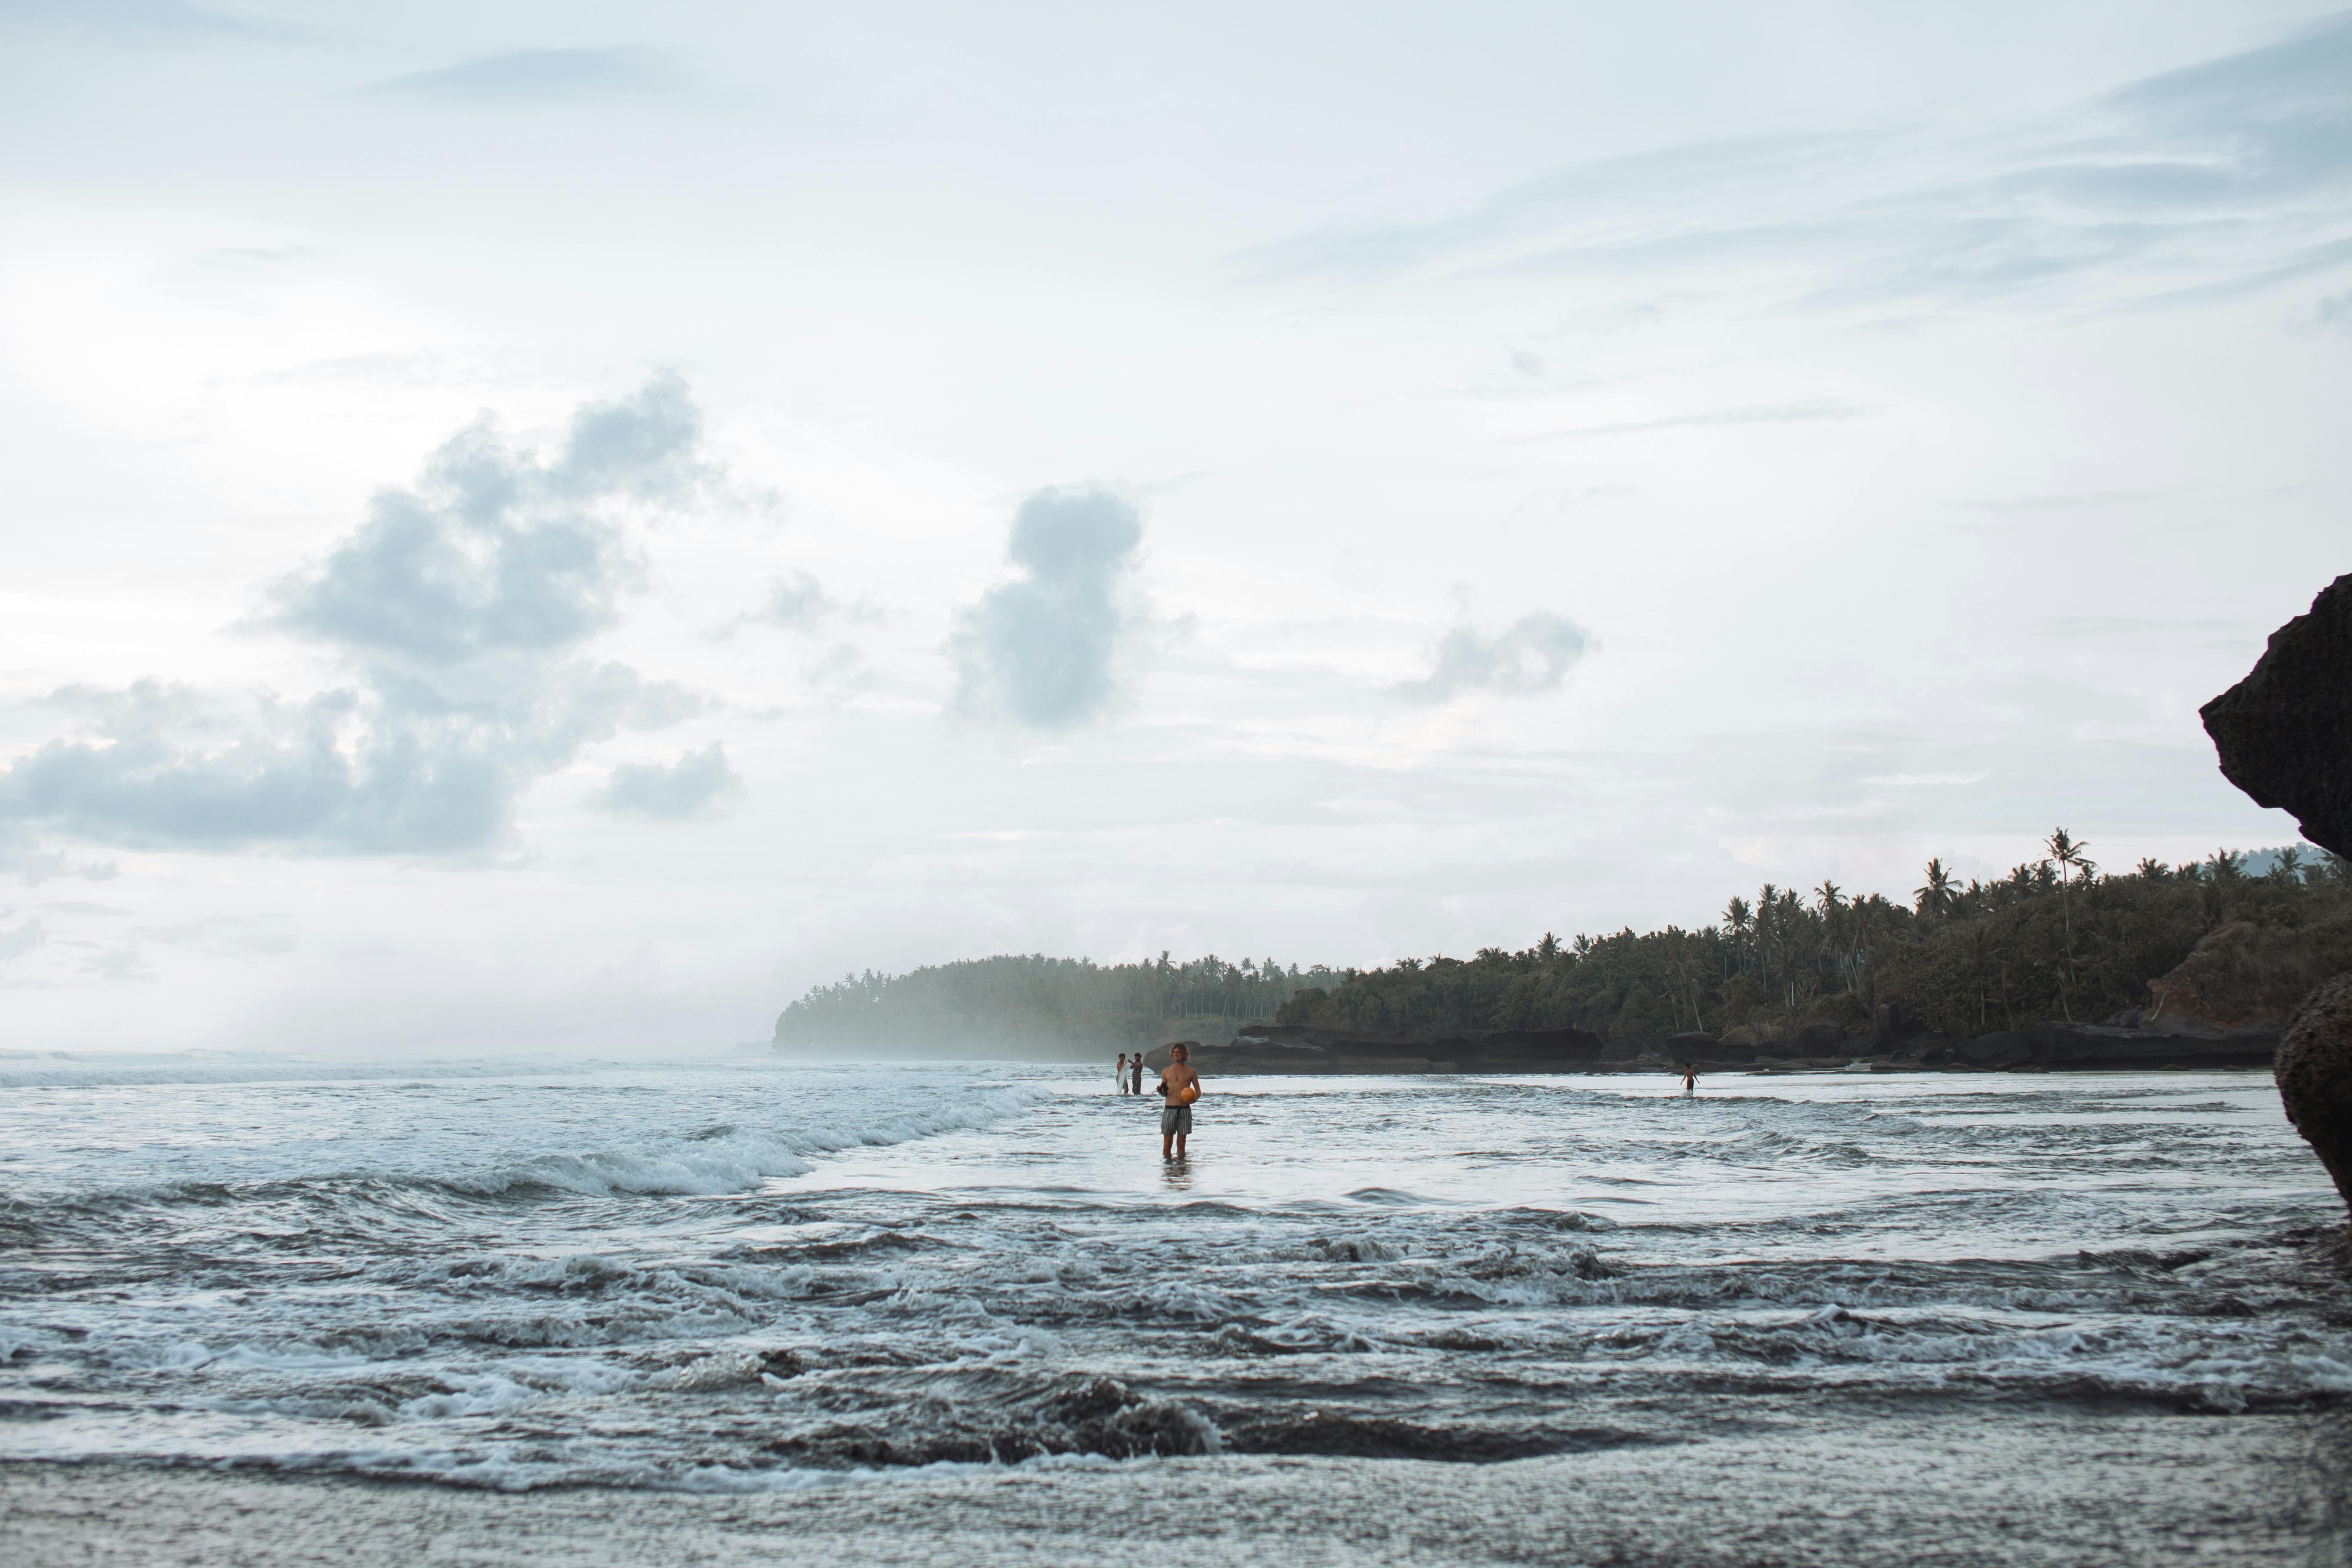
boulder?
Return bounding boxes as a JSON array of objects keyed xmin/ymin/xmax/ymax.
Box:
[
  {"xmin": 1795, "ymin": 1021, "xmax": 1850, "ymax": 1057},
  {"xmin": 2023, "ymin": 1020, "xmax": 2276, "ymax": 1069},
  {"xmin": 1213, "ymin": 1023, "xmax": 1607, "ymax": 1075},
  {"xmin": 2201, "ymin": 572, "xmax": 2352, "ymax": 858},
  {"xmin": 2277, "ymin": 974, "xmax": 2352, "ymax": 1217},
  {"xmin": 1891, "ymin": 1033, "xmax": 1952, "ymax": 1066},
  {"xmin": 1193, "ymin": 1041, "xmax": 1335, "ymax": 1074},
  {"xmin": 1663, "ymin": 1032, "xmax": 1718, "ymax": 1062},
  {"xmin": 1952, "ymin": 1030, "xmax": 2031, "ymax": 1068},
  {"xmin": 1470, "ymin": 1028, "xmax": 1610, "ymax": 1071},
  {"xmin": 1850, "ymin": 1004, "xmax": 1925, "ymax": 1057}
]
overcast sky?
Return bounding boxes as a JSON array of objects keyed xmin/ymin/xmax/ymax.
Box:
[{"xmin": 2, "ymin": 1, "xmax": 2346, "ymax": 1054}]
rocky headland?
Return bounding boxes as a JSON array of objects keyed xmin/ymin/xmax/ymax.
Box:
[{"xmin": 1143, "ymin": 1002, "xmax": 2279, "ymax": 1078}]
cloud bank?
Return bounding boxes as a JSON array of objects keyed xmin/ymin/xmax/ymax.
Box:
[
  {"xmin": 1398, "ymin": 613, "xmax": 1591, "ymax": 704},
  {"xmin": 951, "ymin": 486, "xmax": 1143, "ymax": 729},
  {"xmin": 0, "ymin": 378, "xmax": 716, "ymax": 858},
  {"xmin": 600, "ymin": 743, "xmax": 741, "ymax": 819},
  {"xmin": 1241, "ymin": 15, "xmax": 2352, "ymax": 315}
]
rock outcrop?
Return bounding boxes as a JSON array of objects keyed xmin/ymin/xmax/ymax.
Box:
[
  {"xmin": 1148, "ymin": 1024, "xmax": 1623, "ymax": 1075},
  {"xmin": 2204, "ymin": 574, "xmax": 2352, "ymax": 1219},
  {"xmin": 1146, "ymin": 1015, "xmax": 2270, "ymax": 1077},
  {"xmin": 2201, "ymin": 571, "xmax": 2352, "ymax": 858},
  {"xmin": 2276, "ymin": 975, "xmax": 2352, "ymax": 1216}
]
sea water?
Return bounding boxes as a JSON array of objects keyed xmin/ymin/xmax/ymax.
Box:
[{"xmin": 1, "ymin": 1056, "xmax": 2345, "ymax": 1492}]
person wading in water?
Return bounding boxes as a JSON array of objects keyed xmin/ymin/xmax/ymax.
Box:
[{"xmin": 1158, "ymin": 1043, "xmax": 1202, "ymax": 1160}]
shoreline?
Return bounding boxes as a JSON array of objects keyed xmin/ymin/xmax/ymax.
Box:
[{"xmin": 8, "ymin": 1402, "xmax": 2347, "ymax": 1567}]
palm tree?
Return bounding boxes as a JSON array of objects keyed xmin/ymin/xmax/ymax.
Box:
[
  {"xmin": 1914, "ymin": 858, "xmax": 1960, "ymax": 919},
  {"xmin": 2045, "ymin": 827, "xmax": 2094, "ymax": 995},
  {"xmin": 2272, "ymin": 846, "xmax": 2306, "ymax": 884},
  {"xmin": 2046, "ymin": 828, "xmax": 2094, "ymax": 885},
  {"xmin": 1721, "ymin": 897, "xmax": 1752, "ymax": 979}
]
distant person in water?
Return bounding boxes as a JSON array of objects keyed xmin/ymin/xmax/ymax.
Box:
[
  {"xmin": 1159, "ymin": 1043, "xmax": 1201, "ymax": 1159},
  {"xmin": 1114, "ymin": 1053, "xmax": 1130, "ymax": 1094},
  {"xmin": 1130, "ymin": 1055, "xmax": 1145, "ymax": 1095},
  {"xmin": 1680, "ymin": 1062, "xmax": 1698, "ymax": 1095}
]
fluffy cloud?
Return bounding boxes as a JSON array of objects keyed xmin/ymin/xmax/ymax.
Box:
[
  {"xmin": 0, "ymin": 378, "xmax": 719, "ymax": 858},
  {"xmin": 276, "ymin": 374, "xmax": 701, "ymax": 665},
  {"xmin": 599, "ymin": 743, "xmax": 741, "ymax": 820},
  {"xmin": 951, "ymin": 486, "xmax": 1142, "ymax": 729},
  {"xmin": 1398, "ymin": 613, "xmax": 1591, "ymax": 704},
  {"xmin": 764, "ymin": 571, "xmax": 839, "ymax": 631}
]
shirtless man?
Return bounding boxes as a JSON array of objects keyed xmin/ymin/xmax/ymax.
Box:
[{"xmin": 1159, "ymin": 1043, "xmax": 1201, "ymax": 1160}]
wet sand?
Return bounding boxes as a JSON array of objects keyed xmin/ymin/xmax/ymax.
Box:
[{"xmin": 8, "ymin": 1404, "xmax": 2348, "ymax": 1567}]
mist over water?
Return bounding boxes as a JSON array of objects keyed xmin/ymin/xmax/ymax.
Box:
[{"xmin": 1, "ymin": 1060, "xmax": 2344, "ymax": 1493}]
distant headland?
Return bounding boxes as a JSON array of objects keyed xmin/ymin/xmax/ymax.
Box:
[{"xmin": 774, "ymin": 840, "xmax": 2347, "ymax": 1074}]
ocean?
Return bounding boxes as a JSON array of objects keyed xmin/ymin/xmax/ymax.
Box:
[{"xmin": 3, "ymin": 1055, "xmax": 2349, "ymax": 1559}]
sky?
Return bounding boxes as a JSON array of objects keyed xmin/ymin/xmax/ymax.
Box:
[{"xmin": 1, "ymin": 1, "xmax": 2347, "ymax": 1055}]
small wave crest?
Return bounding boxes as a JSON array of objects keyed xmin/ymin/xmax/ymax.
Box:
[{"xmin": 6, "ymin": 1083, "xmax": 1054, "ymax": 1215}]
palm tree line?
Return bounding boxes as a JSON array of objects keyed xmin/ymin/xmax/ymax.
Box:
[
  {"xmin": 775, "ymin": 837, "xmax": 2349, "ymax": 1051},
  {"xmin": 1274, "ymin": 835, "xmax": 2349, "ymax": 1043}
]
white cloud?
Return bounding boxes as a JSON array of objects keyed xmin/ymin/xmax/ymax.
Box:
[
  {"xmin": 0, "ymin": 379, "xmax": 717, "ymax": 857},
  {"xmin": 951, "ymin": 486, "xmax": 1144, "ymax": 729},
  {"xmin": 600, "ymin": 743, "xmax": 742, "ymax": 820},
  {"xmin": 1397, "ymin": 614, "xmax": 1591, "ymax": 704}
]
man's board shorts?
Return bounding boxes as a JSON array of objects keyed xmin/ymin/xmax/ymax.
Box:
[{"xmin": 1160, "ymin": 1105, "xmax": 1193, "ymax": 1135}]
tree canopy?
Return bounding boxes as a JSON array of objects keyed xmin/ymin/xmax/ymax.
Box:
[
  {"xmin": 775, "ymin": 840, "xmax": 2351, "ymax": 1054},
  {"xmin": 1277, "ymin": 842, "xmax": 2350, "ymax": 1043}
]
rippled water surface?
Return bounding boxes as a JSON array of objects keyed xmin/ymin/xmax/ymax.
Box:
[{"xmin": 2, "ymin": 1057, "xmax": 2345, "ymax": 1491}]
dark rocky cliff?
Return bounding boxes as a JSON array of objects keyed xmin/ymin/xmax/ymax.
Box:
[
  {"xmin": 2202, "ymin": 571, "xmax": 2352, "ymax": 858},
  {"xmin": 2205, "ymin": 572, "xmax": 2352, "ymax": 1219}
]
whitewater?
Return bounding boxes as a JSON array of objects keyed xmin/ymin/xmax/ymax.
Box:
[{"xmin": 3, "ymin": 1054, "xmax": 2350, "ymax": 1553}]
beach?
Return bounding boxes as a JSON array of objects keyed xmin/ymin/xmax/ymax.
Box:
[
  {"xmin": 9, "ymin": 1403, "xmax": 2347, "ymax": 1567},
  {"xmin": 3, "ymin": 1057, "xmax": 2347, "ymax": 1563}
]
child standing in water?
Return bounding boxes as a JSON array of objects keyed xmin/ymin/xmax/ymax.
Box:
[{"xmin": 1681, "ymin": 1063, "xmax": 1699, "ymax": 1095}]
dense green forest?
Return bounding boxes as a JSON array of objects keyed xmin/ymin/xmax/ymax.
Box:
[
  {"xmin": 1277, "ymin": 839, "xmax": 2352, "ymax": 1044},
  {"xmin": 775, "ymin": 838, "xmax": 2352, "ymax": 1054},
  {"xmin": 774, "ymin": 952, "xmax": 1342, "ymax": 1054}
]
